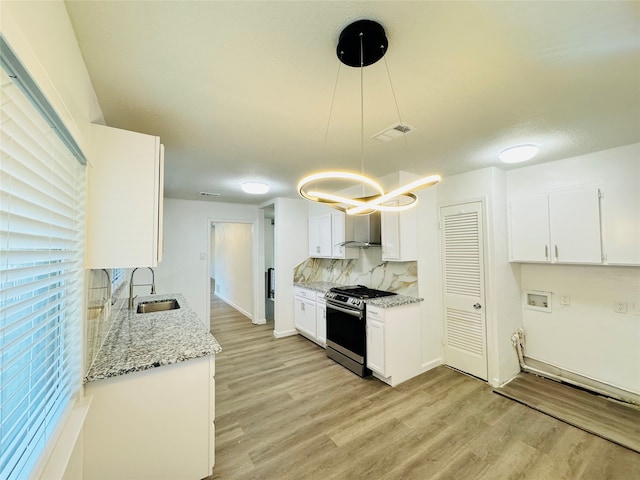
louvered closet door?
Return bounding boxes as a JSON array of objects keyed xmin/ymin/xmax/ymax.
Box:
[{"xmin": 441, "ymin": 202, "xmax": 487, "ymax": 380}]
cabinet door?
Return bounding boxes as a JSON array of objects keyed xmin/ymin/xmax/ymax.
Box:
[
  {"xmin": 309, "ymin": 214, "xmax": 332, "ymax": 257},
  {"xmin": 602, "ymin": 182, "xmax": 640, "ymax": 265},
  {"xmin": 316, "ymin": 301, "xmax": 326, "ymax": 346},
  {"xmin": 381, "ymin": 207, "xmax": 417, "ymax": 261},
  {"xmin": 294, "ymin": 296, "xmax": 316, "ymax": 338},
  {"xmin": 86, "ymin": 124, "xmax": 162, "ymax": 268},
  {"xmin": 549, "ymin": 187, "xmax": 602, "ymax": 264},
  {"xmin": 509, "ymin": 195, "xmax": 551, "ymax": 262},
  {"xmin": 366, "ymin": 318, "xmax": 385, "ymax": 375},
  {"xmin": 308, "ymin": 216, "xmax": 320, "ymax": 257},
  {"xmin": 331, "ymin": 211, "xmax": 346, "ymax": 258},
  {"xmin": 381, "ymin": 210, "xmax": 400, "ymax": 260}
]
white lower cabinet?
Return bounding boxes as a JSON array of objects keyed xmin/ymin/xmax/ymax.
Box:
[
  {"xmin": 293, "ymin": 287, "xmax": 326, "ymax": 347},
  {"xmin": 84, "ymin": 356, "xmax": 215, "ymax": 479},
  {"xmin": 366, "ymin": 303, "xmax": 421, "ymax": 386}
]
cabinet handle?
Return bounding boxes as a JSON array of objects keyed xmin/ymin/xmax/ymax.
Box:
[
  {"xmin": 544, "ymin": 245, "xmax": 548, "ymax": 258},
  {"xmin": 554, "ymin": 245, "xmax": 559, "ymax": 259}
]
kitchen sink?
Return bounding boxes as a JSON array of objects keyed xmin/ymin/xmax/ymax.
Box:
[{"xmin": 136, "ymin": 299, "xmax": 180, "ymax": 314}]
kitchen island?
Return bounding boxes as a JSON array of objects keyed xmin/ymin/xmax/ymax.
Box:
[{"xmin": 83, "ymin": 293, "xmax": 220, "ymax": 480}]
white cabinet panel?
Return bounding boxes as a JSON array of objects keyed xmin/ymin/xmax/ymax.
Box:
[
  {"xmin": 294, "ymin": 289, "xmax": 316, "ymax": 339},
  {"xmin": 509, "ymin": 195, "xmax": 550, "ymax": 262},
  {"xmin": 366, "ymin": 317, "xmax": 385, "ymax": 375},
  {"xmin": 602, "ymin": 182, "xmax": 640, "ymax": 265},
  {"xmin": 86, "ymin": 124, "xmax": 164, "ymax": 268},
  {"xmin": 316, "ymin": 296, "xmax": 327, "ymax": 346},
  {"xmin": 549, "ymin": 187, "xmax": 602, "ymax": 264},
  {"xmin": 381, "ymin": 207, "xmax": 417, "ymax": 261},
  {"xmin": 308, "ymin": 213, "xmax": 332, "ymax": 257},
  {"xmin": 331, "ymin": 211, "xmax": 358, "ymax": 259}
]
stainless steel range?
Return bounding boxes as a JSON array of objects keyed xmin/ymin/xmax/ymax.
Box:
[{"xmin": 325, "ymin": 285, "xmax": 396, "ymax": 377}]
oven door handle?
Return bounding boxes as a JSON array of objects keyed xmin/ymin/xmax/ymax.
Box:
[{"xmin": 326, "ymin": 302, "xmax": 363, "ymax": 317}]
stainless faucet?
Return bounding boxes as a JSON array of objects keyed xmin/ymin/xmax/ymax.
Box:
[{"xmin": 129, "ymin": 267, "xmax": 156, "ymax": 309}]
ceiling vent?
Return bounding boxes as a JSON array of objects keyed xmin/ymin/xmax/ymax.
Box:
[
  {"xmin": 372, "ymin": 123, "xmax": 415, "ymax": 142},
  {"xmin": 199, "ymin": 192, "xmax": 221, "ymax": 197}
]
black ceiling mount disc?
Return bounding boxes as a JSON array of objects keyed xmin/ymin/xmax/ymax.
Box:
[{"xmin": 336, "ymin": 20, "xmax": 388, "ymax": 68}]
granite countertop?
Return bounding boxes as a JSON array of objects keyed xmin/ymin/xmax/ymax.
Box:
[
  {"xmin": 294, "ymin": 282, "xmax": 423, "ymax": 308},
  {"xmin": 365, "ymin": 294, "xmax": 424, "ymax": 308},
  {"xmin": 293, "ymin": 281, "xmax": 344, "ymax": 293},
  {"xmin": 85, "ymin": 293, "xmax": 222, "ymax": 383}
]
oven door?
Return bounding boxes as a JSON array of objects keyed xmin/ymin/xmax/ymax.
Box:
[{"xmin": 326, "ymin": 301, "xmax": 366, "ymax": 363}]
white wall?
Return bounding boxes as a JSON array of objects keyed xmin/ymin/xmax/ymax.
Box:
[
  {"xmin": 507, "ymin": 143, "xmax": 640, "ymax": 394},
  {"xmin": 1, "ymin": 1, "xmax": 103, "ymax": 478},
  {"xmin": 415, "ymin": 186, "xmax": 444, "ymax": 371},
  {"xmin": 273, "ymin": 197, "xmax": 309, "ymax": 337},
  {"xmin": 156, "ymin": 198, "xmax": 259, "ymax": 325},
  {"xmin": 213, "ymin": 223, "xmax": 253, "ymax": 317}
]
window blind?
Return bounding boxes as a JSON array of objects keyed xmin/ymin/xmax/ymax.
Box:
[{"xmin": 0, "ymin": 61, "xmax": 85, "ymax": 480}]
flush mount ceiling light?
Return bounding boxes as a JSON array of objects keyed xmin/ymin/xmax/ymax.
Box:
[
  {"xmin": 499, "ymin": 144, "xmax": 539, "ymax": 164},
  {"xmin": 297, "ymin": 19, "xmax": 440, "ymax": 215},
  {"xmin": 241, "ymin": 181, "xmax": 270, "ymax": 194}
]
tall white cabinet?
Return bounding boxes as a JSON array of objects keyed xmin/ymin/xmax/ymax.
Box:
[{"xmin": 85, "ymin": 124, "xmax": 164, "ymax": 268}]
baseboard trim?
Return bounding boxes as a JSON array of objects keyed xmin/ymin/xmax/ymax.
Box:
[
  {"xmin": 421, "ymin": 358, "xmax": 442, "ymax": 372},
  {"xmin": 273, "ymin": 328, "xmax": 297, "ymax": 338},
  {"xmin": 215, "ymin": 294, "xmax": 252, "ymax": 320},
  {"xmin": 253, "ymin": 318, "xmax": 267, "ymax": 325}
]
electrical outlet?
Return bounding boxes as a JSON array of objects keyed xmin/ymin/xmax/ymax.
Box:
[
  {"xmin": 614, "ymin": 301, "xmax": 627, "ymax": 314},
  {"xmin": 560, "ymin": 294, "xmax": 571, "ymax": 306}
]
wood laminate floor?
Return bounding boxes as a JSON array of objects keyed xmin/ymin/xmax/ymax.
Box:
[
  {"xmin": 494, "ymin": 372, "xmax": 640, "ymax": 453},
  {"xmin": 207, "ymin": 295, "xmax": 640, "ymax": 480}
]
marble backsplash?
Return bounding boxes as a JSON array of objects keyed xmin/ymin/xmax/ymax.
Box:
[{"xmin": 293, "ymin": 248, "xmax": 419, "ymax": 297}]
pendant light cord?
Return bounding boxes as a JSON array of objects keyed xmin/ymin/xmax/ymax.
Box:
[{"xmin": 360, "ymin": 32, "xmax": 365, "ymax": 176}]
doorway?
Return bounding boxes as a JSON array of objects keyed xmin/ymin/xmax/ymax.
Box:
[
  {"xmin": 209, "ymin": 221, "xmax": 254, "ymax": 320},
  {"xmin": 440, "ymin": 201, "xmax": 488, "ymax": 380}
]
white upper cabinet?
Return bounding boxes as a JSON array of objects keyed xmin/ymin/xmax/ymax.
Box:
[
  {"xmin": 308, "ymin": 213, "xmax": 332, "ymax": 258},
  {"xmin": 331, "ymin": 211, "xmax": 358, "ymax": 259},
  {"xmin": 308, "ymin": 211, "xmax": 358, "ymax": 259},
  {"xmin": 509, "ymin": 187, "xmax": 602, "ymax": 264},
  {"xmin": 601, "ymin": 182, "xmax": 640, "ymax": 265},
  {"xmin": 381, "ymin": 206, "xmax": 418, "ymax": 261},
  {"xmin": 85, "ymin": 124, "xmax": 164, "ymax": 269}
]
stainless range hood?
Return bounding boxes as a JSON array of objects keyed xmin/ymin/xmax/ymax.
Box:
[{"xmin": 339, "ymin": 211, "xmax": 382, "ymax": 249}]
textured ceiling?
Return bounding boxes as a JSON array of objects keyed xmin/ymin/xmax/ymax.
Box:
[{"xmin": 64, "ymin": 1, "xmax": 640, "ymax": 205}]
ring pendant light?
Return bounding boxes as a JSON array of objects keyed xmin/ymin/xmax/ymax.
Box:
[{"xmin": 297, "ymin": 19, "xmax": 440, "ymax": 215}]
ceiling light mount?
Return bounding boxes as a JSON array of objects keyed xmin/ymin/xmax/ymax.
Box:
[{"xmin": 336, "ymin": 19, "xmax": 388, "ymax": 67}]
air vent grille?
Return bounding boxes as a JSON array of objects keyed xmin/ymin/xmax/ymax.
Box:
[
  {"xmin": 199, "ymin": 192, "xmax": 221, "ymax": 197},
  {"xmin": 372, "ymin": 123, "xmax": 415, "ymax": 142}
]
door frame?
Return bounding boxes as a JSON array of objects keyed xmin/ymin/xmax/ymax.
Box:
[
  {"xmin": 206, "ymin": 216, "xmax": 264, "ymax": 326},
  {"xmin": 438, "ymin": 197, "xmax": 492, "ymax": 382}
]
